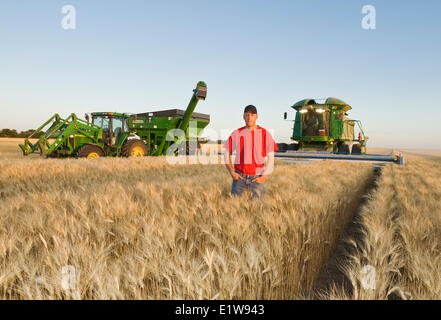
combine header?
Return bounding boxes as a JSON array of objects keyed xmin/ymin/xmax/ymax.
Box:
[
  {"xmin": 19, "ymin": 81, "xmax": 209, "ymax": 158},
  {"xmin": 276, "ymin": 97, "xmax": 404, "ymax": 165}
]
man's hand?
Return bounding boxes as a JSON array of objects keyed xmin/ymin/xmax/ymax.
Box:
[
  {"xmin": 230, "ymin": 171, "xmax": 243, "ymax": 180},
  {"xmin": 252, "ymin": 175, "xmax": 266, "ymax": 184},
  {"xmin": 253, "ymin": 152, "xmax": 274, "ymax": 184},
  {"xmin": 225, "ymin": 150, "xmax": 242, "ymax": 180}
]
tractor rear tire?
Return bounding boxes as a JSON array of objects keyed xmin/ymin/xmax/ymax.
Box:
[
  {"xmin": 351, "ymin": 143, "xmax": 362, "ymax": 154},
  {"xmin": 338, "ymin": 143, "xmax": 350, "ymax": 154},
  {"xmin": 76, "ymin": 144, "xmax": 105, "ymax": 159},
  {"xmin": 122, "ymin": 139, "xmax": 149, "ymax": 157}
]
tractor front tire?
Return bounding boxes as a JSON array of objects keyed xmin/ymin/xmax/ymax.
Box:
[
  {"xmin": 122, "ymin": 140, "xmax": 149, "ymax": 157},
  {"xmin": 351, "ymin": 143, "xmax": 362, "ymax": 154},
  {"xmin": 46, "ymin": 151, "xmax": 59, "ymax": 158},
  {"xmin": 76, "ymin": 144, "xmax": 105, "ymax": 159}
]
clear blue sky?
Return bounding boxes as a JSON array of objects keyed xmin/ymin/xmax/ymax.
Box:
[{"xmin": 1, "ymin": 0, "xmax": 440, "ymax": 149}]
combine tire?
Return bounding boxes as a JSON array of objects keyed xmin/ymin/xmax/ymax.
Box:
[
  {"xmin": 122, "ymin": 140, "xmax": 149, "ymax": 157},
  {"xmin": 338, "ymin": 143, "xmax": 350, "ymax": 154},
  {"xmin": 277, "ymin": 143, "xmax": 288, "ymax": 151},
  {"xmin": 287, "ymin": 143, "xmax": 299, "ymax": 151},
  {"xmin": 76, "ymin": 144, "xmax": 105, "ymax": 159},
  {"xmin": 351, "ymin": 143, "xmax": 362, "ymax": 154}
]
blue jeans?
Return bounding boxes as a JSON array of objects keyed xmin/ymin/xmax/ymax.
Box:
[{"xmin": 231, "ymin": 171, "xmax": 265, "ymax": 200}]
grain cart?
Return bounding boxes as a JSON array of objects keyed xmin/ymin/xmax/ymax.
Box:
[
  {"xmin": 276, "ymin": 97, "xmax": 404, "ymax": 165},
  {"xmin": 19, "ymin": 81, "xmax": 209, "ymax": 158}
]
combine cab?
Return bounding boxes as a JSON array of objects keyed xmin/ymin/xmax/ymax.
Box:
[
  {"xmin": 276, "ymin": 97, "xmax": 404, "ymax": 165},
  {"xmin": 280, "ymin": 97, "xmax": 367, "ymax": 153},
  {"xmin": 19, "ymin": 81, "xmax": 209, "ymax": 158}
]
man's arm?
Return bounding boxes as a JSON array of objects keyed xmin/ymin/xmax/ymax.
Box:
[
  {"xmin": 224, "ymin": 150, "xmax": 242, "ymax": 180},
  {"xmin": 252, "ymin": 151, "xmax": 274, "ymax": 183}
]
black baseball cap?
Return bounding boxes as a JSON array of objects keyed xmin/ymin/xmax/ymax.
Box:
[{"xmin": 244, "ymin": 105, "xmax": 257, "ymax": 114}]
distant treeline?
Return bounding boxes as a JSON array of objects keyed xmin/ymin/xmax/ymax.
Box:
[{"xmin": 0, "ymin": 129, "xmax": 43, "ymax": 138}]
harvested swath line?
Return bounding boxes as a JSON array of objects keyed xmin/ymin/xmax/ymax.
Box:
[
  {"xmin": 317, "ymin": 155, "xmax": 441, "ymax": 300},
  {"xmin": 308, "ymin": 166, "xmax": 381, "ymax": 298}
]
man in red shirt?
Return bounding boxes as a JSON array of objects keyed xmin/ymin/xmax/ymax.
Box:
[{"xmin": 223, "ymin": 105, "xmax": 279, "ymax": 200}]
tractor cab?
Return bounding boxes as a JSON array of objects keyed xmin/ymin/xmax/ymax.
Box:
[{"xmin": 91, "ymin": 112, "xmax": 129, "ymax": 146}]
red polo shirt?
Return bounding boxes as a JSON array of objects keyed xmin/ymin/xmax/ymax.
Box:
[{"xmin": 224, "ymin": 125, "xmax": 278, "ymax": 175}]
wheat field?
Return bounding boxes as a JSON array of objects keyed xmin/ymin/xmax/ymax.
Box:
[{"xmin": 0, "ymin": 138, "xmax": 440, "ymax": 299}]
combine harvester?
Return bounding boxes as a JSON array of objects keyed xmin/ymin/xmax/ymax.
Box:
[
  {"xmin": 19, "ymin": 81, "xmax": 209, "ymax": 158},
  {"xmin": 276, "ymin": 98, "xmax": 404, "ymax": 165}
]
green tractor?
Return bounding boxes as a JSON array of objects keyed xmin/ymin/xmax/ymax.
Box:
[
  {"xmin": 19, "ymin": 81, "xmax": 209, "ymax": 158},
  {"xmin": 280, "ymin": 97, "xmax": 368, "ymax": 154}
]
